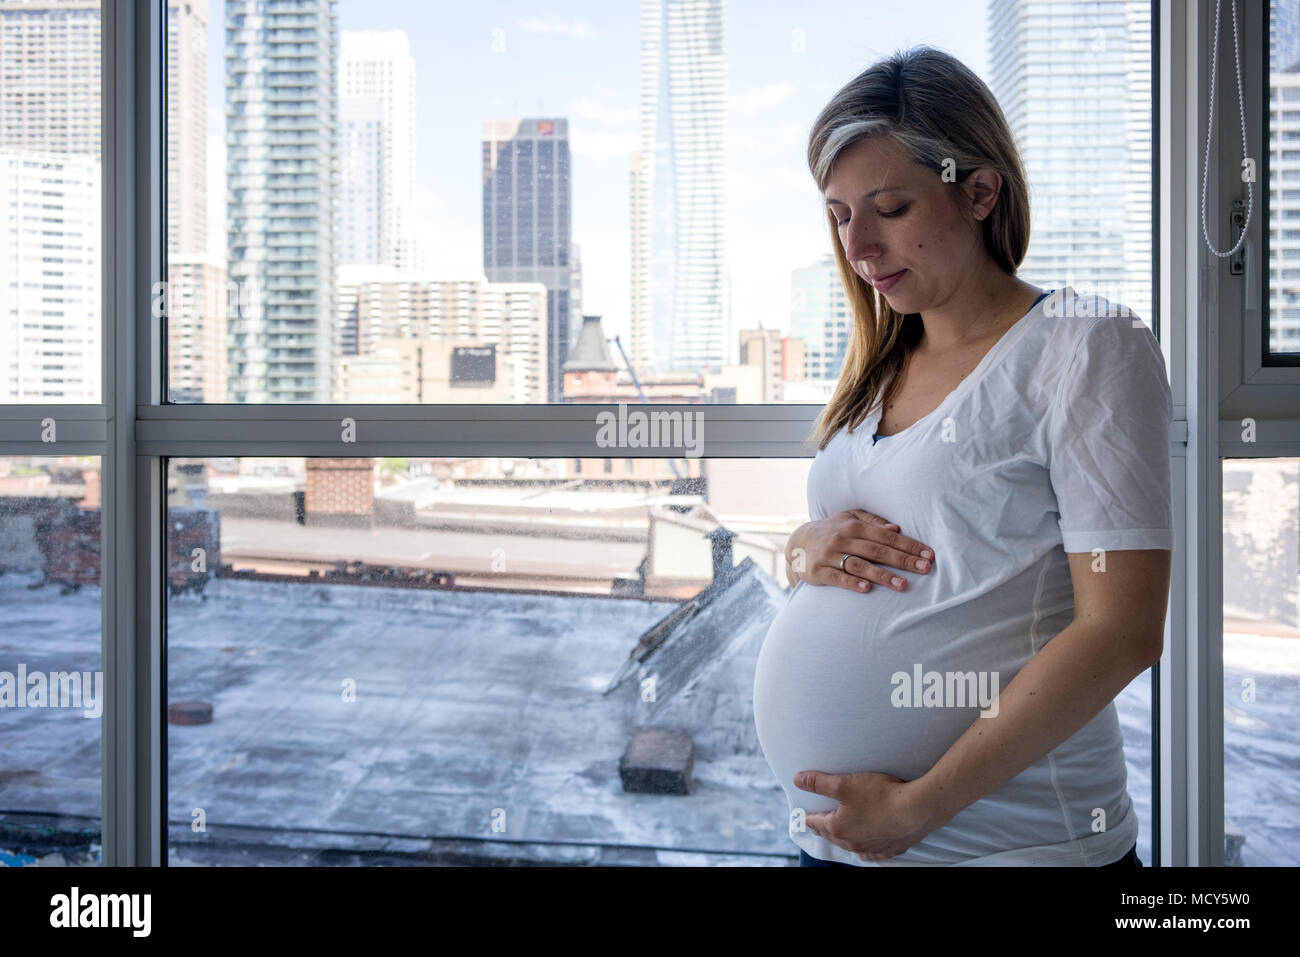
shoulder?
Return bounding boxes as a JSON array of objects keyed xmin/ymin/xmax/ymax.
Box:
[
  {"xmin": 1037, "ymin": 286, "xmax": 1141, "ymax": 341},
  {"xmin": 1029, "ymin": 288, "xmax": 1160, "ymax": 379}
]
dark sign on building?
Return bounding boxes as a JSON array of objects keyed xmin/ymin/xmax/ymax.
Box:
[{"xmin": 451, "ymin": 345, "xmax": 496, "ymax": 385}]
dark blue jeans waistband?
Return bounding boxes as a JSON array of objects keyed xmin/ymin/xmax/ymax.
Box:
[{"xmin": 797, "ymin": 843, "xmax": 1142, "ymax": 867}]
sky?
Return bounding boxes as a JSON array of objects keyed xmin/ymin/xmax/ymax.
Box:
[{"xmin": 205, "ymin": 0, "xmax": 990, "ymax": 347}]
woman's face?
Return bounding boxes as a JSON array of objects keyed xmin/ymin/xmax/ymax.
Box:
[{"xmin": 823, "ymin": 136, "xmax": 997, "ymax": 311}]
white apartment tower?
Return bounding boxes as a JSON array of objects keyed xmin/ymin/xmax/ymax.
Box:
[
  {"xmin": 987, "ymin": 0, "xmax": 1152, "ymax": 324},
  {"xmin": 166, "ymin": 0, "xmax": 229, "ymax": 402},
  {"xmin": 1269, "ymin": 0, "xmax": 1300, "ymax": 354},
  {"xmin": 167, "ymin": 0, "xmax": 207, "ymax": 257},
  {"xmin": 0, "ymin": 0, "xmax": 101, "ymax": 403},
  {"xmin": 0, "ymin": 0, "xmax": 99, "ymax": 157},
  {"xmin": 339, "ymin": 29, "xmax": 417, "ymax": 271},
  {"xmin": 0, "ymin": 149, "xmax": 100, "ymax": 402}
]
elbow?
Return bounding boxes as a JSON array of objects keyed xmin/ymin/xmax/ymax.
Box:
[
  {"xmin": 1137, "ymin": 627, "xmax": 1165, "ymax": 671},
  {"xmin": 1143, "ymin": 636, "xmax": 1164, "ymax": 670}
]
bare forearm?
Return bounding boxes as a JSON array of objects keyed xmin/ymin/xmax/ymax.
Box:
[{"xmin": 914, "ymin": 619, "xmax": 1157, "ymax": 831}]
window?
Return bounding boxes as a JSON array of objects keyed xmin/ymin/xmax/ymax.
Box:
[
  {"xmin": 1220, "ymin": 457, "xmax": 1300, "ymax": 866},
  {"xmin": 153, "ymin": 0, "xmax": 1163, "ymax": 866},
  {"xmin": 0, "ymin": 454, "xmax": 102, "ymax": 865},
  {"xmin": 163, "ymin": 454, "xmax": 809, "ymax": 864},
  {"xmin": 0, "ymin": 0, "xmax": 102, "ymax": 404},
  {"xmin": 8, "ymin": 0, "xmax": 1273, "ymax": 870}
]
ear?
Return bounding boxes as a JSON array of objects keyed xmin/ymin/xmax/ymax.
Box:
[{"xmin": 962, "ymin": 166, "xmax": 1003, "ymax": 220}]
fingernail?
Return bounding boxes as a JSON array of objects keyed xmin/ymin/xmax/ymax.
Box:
[
  {"xmin": 915, "ymin": 559, "xmax": 929, "ymax": 570},
  {"xmin": 858, "ymin": 580, "xmax": 867, "ymax": 590},
  {"xmin": 921, "ymin": 549, "xmax": 933, "ymax": 559},
  {"xmin": 891, "ymin": 576, "xmax": 904, "ymax": 588}
]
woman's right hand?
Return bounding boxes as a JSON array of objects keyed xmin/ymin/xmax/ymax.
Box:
[{"xmin": 784, "ymin": 509, "xmax": 934, "ymax": 593}]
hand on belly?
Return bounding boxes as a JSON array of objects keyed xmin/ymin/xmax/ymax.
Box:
[
  {"xmin": 753, "ymin": 581, "xmax": 990, "ymax": 810},
  {"xmin": 795, "ymin": 768, "xmax": 937, "ymax": 861}
]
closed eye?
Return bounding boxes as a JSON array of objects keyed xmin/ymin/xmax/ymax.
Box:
[{"xmin": 836, "ymin": 204, "xmax": 909, "ymax": 227}]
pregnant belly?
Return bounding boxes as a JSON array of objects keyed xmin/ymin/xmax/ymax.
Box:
[{"xmin": 752, "ymin": 581, "xmax": 998, "ymax": 814}]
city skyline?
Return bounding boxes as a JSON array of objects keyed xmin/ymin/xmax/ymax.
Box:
[
  {"xmin": 6, "ymin": 0, "xmax": 1299, "ymax": 406},
  {"xmin": 203, "ymin": 0, "xmax": 992, "ymax": 350}
]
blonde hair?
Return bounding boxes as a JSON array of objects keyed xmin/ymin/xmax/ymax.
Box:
[{"xmin": 805, "ymin": 45, "xmax": 1031, "ymax": 451}]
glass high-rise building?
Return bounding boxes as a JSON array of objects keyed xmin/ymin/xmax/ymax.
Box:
[
  {"xmin": 225, "ymin": 0, "xmax": 338, "ymax": 404},
  {"xmin": 482, "ymin": 117, "xmax": 572, "ymax": 403},
  {"xmin": 632, "ymin": 0, "xmax": 728, "ymax": 378},
  {"xmin": 790, "ymin": 253, "xmax": 850, "ymax": 384},
  {"xmin": 988, "ymin": 0, "xmax": 1152, "ymax": 325}
]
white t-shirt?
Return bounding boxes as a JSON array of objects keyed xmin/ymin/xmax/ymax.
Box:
[{"xmin": 752, "ymin": 286, "xmax": 1173, "ymax": 865}]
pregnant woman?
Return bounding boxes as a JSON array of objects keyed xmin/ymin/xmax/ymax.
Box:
[{"xmin": 752, "ymin": 46, "xmax": 1173, "ymax": 867}]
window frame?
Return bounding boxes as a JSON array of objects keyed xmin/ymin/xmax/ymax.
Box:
[{"xmin": 1, "ymin": 0, "xmax": 1277, "ymax": 868}]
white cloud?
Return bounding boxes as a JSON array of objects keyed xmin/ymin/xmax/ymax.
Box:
[
  {"xmin": 515, "ymin": 14, "xmax": 597, "ymax": 38},
  {"xmin": 730, "ymin": 82, "xmax": 797, "ymax": 118}
]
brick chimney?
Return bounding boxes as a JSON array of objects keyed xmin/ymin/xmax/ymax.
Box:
[{"xmin": 304, "ymin": 458, "xmax": 374, "ymax": 527}]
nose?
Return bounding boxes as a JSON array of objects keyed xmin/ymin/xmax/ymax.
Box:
[{"xmin": 841, "ymin": 219, "xmax": 880, "ymax": 266}]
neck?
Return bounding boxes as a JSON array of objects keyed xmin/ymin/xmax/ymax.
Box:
[{"xmin": 916, "ymin": 273, "xmax": 1042, "ymax": 355}]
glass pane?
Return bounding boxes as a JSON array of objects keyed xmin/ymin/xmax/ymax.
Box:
[
  {"xmin": 1116, "ymin": 673, "xmax": 1154, "ymax": 867},
  {"xmin": 0, "ymin": 0, "xmax": 102, "ymax": 404},
  {"xmin": 164, "ymin": 1, "xmax": 1151, "ymax": 404},
  {"xmin": 1268, "ymin": 0, "xmax": 1300, "ymax": 356},
  {"xmin": 165, "ymin": 454, "xmax": 1153, "ymax": 866},
  {"xmin": 1222, "ymin": 457, "xmax": 1300, "ymax": 866},
  {"xmin": 0, "ymin": 454, "xmax": 103, "ymax": 866},
  {"xmin": 164, "ymin": 455, "xmax": 809, "ymax": 864}
]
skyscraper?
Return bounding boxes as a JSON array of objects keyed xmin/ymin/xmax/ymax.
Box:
[
  {"xmin": 1268, "ymin": 0, "xmax": 1300, "ymax": 354},
  {"xmin": 338, "ymin": 95, "xmax": 384, "ymax": 266},
  {"xmin": 0, "ymin": 0, "xmax": 101, "ymax": 404},
  {"xmin": 338, "ymin": 29, "xmax": 417, "ymax": 270},
  {"xmin": 790, "ymin": 253, "xmax": 849, "ymax": 383},
  {"xmin": 988, "ymin": 0, "xmax": 1152, "ymax": 324},
  {"xmin": 335, "ymin": 270, "xmax": 548, "ymax": 404},
  {"xmin": 225, "ymin": 0, "xmax": 338, "ymax": 404},
  {"xmin": 482, "ymin": 117, "xmax": 572, "ymax": 403},
  {"xmin": 0, "ymin": 0, "xmax": 99, "ymax": 158},
  {"xmin": 165, "ymin": 0, "xmax": 227, "ymax": 403},
  {"xmin": 167, "ymin": 0, "xmax": 207, "ymax": 257},
  {"xmin": 1271, "ymin": 0, "xmax": 1300, "ymax": 73},
  {"xmin": 0, "ymin": 149, "xmax": 100, "ymax": 402},
  {"xmin": 632, "ymin": 0, "xmax": 728, "ymax": 378}
]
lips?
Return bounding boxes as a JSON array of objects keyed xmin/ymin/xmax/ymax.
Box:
[
  {"xmin": 869, "ymin": 269, "xmax": 904, "ymax": 283},
  {"xmin": 869, "ymin": 268, "xmax": 907, "ymax": 292}
]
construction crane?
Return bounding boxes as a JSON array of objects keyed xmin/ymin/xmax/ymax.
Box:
[{"xmin": 611, "ymin": 334, "xmax": 682, "ymax": 481}]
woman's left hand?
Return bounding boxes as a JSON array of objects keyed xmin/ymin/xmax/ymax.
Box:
[{"xmin": 795, "ymin": 769, "xmax": 938, "ymax": 861}]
